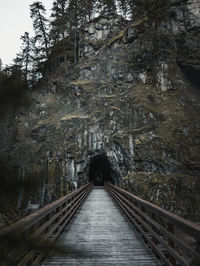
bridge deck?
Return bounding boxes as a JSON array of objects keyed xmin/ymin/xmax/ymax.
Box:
[{"xmin": 41, "ymin": 188, "xmax": 160, "ymax": 265}]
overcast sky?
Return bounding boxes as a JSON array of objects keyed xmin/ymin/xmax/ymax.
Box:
[{"xmin": 0, "ymin": 0, "xmax": 53, "ymax": 67}]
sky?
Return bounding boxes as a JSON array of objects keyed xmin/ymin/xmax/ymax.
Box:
[{"xmin": 0, "ymin": 0, "xmax": 53, "ymax": 67}]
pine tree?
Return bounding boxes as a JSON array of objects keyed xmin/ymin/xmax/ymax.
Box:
[
  {"xmin": 14, "ymin": 32, "xmax": 31, "ymax": 83},
  {"xmin": 50, "ymin": 0, "xmax": 71, "ymax": 72},
  {"xmin": 13, "ymin": 32, "xmax": 41, "ymax": 87},
  {"xmin": 29, "ymin": 36, "xmax": 45, "ymax": 84},
  {"xmin": 50, "ymin": 1, "xmax": 61, "ymax": 45},
  {"xmin": 30, "ymin": 2, "xmax": 49, "ymax": 59},
  {"xmin": 22, "ymin": 32, "xmax": 31, "ymax": 82},
  {"xmin": 66, "ymin": 0, "xmax": 81, "ymax": 63},
  {"xmin": 124, "ymin": 0, "xmax": 171, "ymax": 22},
  {"xmin": 50, "ymin": 0, "xmax": 70, "ymax": 45},
  {"xmin": 93, "ymin": 0, "xmax": 117, "ymax": 15}
]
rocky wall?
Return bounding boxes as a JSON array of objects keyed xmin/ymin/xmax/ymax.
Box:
[{"xmin": 1, "ymin": 8, "xmax": 200, "ymax": 225}]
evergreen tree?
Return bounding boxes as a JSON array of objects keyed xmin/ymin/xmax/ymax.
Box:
[
  {"xmin": 93, "ymin": 0, "xmax": 117, "ymax": 15},
  {"xmin": 66, "ymin": 0, "xmax": 82, "ymax": 63},
  {"xmin": 30, "ymin": 2, "xmax": 49, "ymax": 59},
  {"xmin": 50, "ymin": 0, "xmax": 70, "ymax": 45},
  {"xmin": 50, "ymin": 0, "xmax": 72, "ymax": 71},
  {"xmin": 124, "ymin": 0, "xmax": 171, "ymax": 22},
  {"xmin": 14, "ymin": 32, "xmax": 31, "ymax": 83},
  {"xmin": 50, "ymin": 1, "xmax": 61, "ymax": 45},
  {"xmin": 13, "ymin": 32, "xmax": 41, "ymax": 87},
  {"xmin": 29, "ymin": 36, "xmax": 45, "ymax": 84},
  {"xmin": 21, "ymin": 32, "xmax": 31, "ymax": 82}
]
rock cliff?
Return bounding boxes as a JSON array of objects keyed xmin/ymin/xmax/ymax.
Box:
[{"xmin": 1, "ymin": 3, "xmax": 200, "ymax": 226}]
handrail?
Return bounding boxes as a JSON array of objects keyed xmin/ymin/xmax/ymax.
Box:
[
  {"xmin": 105, "ymin": 182, "xmax": 200, "ymax": 266},
  {"xmin": 0, "ymin": 183, "xmax": 93, "ymax": 265}
]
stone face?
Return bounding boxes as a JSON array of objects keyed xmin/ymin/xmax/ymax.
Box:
[
  {"xmin": 1, "ymin": 8, "xmax": 200, "ymax": 226},
  {"xmin": 122, "ymin": 172, "xmax": 200, "ymax": 220},
  {"xmin": 80, "ymin": 14, "xmax": 127, "ymax": 57}
]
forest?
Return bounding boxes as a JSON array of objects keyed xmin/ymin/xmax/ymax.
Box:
[{"xmin": 1, "ymin": 0, "xmax": 199, "ymax": 95}]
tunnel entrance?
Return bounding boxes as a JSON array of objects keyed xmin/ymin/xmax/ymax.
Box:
[{"xmin": 89, "ymin": 154, "xmax": 117, "ymax": 186}]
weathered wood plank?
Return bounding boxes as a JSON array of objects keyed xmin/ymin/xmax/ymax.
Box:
[{"xmin": 41, "ymin": 188, "xmax": 161, "ymax": 265}]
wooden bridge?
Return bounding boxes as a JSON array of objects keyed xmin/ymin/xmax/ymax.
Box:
[{"xmin": 0, "ymin": 183, "xmax": 200, "ymax": 265}]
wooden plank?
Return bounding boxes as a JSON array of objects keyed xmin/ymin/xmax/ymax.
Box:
[{"xmin": 41, "ymin": 188, "xmax": 161, "ymax": 265}]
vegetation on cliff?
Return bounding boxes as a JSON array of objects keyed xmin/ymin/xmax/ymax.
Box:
[{"xmin": 1, "ymin": 0, "xmax": 199, "ymax": 88}]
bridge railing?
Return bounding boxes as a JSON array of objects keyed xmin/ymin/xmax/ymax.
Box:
[
  {"xmin": 0, "ymin": 183, "xmax": 93, "ymax": 266},
  {"xmin": 105, "ymin": 182, "xmax": 200, "ymax": 266}
]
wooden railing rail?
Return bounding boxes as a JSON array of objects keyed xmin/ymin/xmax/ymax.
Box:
[
  {"xmin": 0, "ymin": 183, "xmax": 93, "ymax": 265},
  {"xmin": 105, "ymin": 183, "xmax": 200, "ymax": 266}
]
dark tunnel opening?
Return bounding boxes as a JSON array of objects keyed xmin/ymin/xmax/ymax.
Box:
[{"xmin": 89, "ymin": 154, "xmax": 118, "ymax": 186}]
